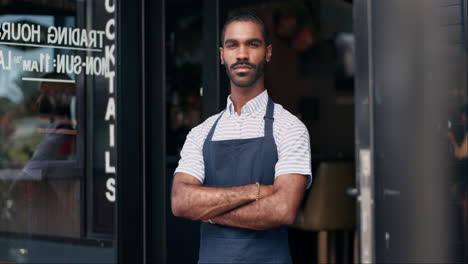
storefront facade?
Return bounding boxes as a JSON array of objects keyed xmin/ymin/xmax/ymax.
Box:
[{"xmin": 0, "ymin": 0, "xmax": 467, "ymax": 263}]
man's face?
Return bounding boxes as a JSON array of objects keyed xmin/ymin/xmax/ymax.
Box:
[{"xmin": 220, "ymin": 21, "xmax": 272, "ymax": 88}]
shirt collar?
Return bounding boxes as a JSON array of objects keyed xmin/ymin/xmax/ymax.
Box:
[{"xmin": 226, "ymin": 90, "xmax": 269, "ymax": 116}]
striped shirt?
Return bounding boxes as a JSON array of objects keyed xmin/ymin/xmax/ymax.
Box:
[{"xmin": 175, "ymin": 90, "xmax": 312, "ymax": 188}]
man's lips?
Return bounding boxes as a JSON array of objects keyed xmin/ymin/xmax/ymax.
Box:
[{"xmin": 232, "ymin": 65, "xmax": 253, "ymax": 73}]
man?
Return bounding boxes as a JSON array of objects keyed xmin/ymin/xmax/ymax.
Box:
[{"xmin": 172, "ymin": 11, "xmax": 311, "ymax": 264}]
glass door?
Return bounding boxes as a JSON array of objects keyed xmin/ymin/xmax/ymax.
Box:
[
  {"xmin": 355, "ymin": 0, "xmax": 468, "ymax": 262},
  {"xmin": 0, "ymin": 0, "xmax": 117, "ymax": 262}
]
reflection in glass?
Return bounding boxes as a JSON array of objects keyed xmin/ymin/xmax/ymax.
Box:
[
  {"xmin": 2, "ymin": 73, "xmax": 79, "ymax": 237},
  {"xmin": 0, "ymin": 0, "xmax": 115, "ymax": 263}
]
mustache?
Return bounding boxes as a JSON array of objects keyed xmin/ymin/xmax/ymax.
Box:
[{"xmin": 230, "ymin": 61, "xmax": 257, "ymax": 70}]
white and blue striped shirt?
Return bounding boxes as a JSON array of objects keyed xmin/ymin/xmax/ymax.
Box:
[{"xmin": 175, "ymin": 90, "xmax": 312, "ymax": 188}]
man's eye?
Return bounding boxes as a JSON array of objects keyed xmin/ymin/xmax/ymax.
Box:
[
  {"xmin": 227, "ymin": 44, "xmax": 237, "ymax": 48},
  {"xmin": 249, "ymin": 43, "xmax": 259, "ymax": 47}
]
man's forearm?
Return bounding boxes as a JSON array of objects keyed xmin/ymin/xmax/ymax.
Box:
[
  {"xmin": 171, "ymin": 179, "xmax": 259, "ymax": 221},
  {"xmin": 210, "ymin": 190, "xmax": 298, "ymax": 231},
  {"xmin": 209, "ymin": 175, "xmax": 307, "ymax": 231}
]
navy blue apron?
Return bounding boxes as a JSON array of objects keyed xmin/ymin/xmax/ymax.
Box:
[{"xmin": 199, "ymin": 97, "xmax": 292, "ymax": 264}]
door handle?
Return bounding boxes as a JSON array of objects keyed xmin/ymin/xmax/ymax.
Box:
[
  {"xmin": 347, "ymin": 187, "xmax": 359, "ymax": 197},
  {"xmin": 383, "ymin": 189, "xmax": 400, "ymax": 196}
]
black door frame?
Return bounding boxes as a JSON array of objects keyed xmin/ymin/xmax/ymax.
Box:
[
  {"xmin": 116, "ymin": 0, "xmax": 144, "ymax": 262},
  {"xmin": 115, "ymin": 0, "xmax": 166, "ymax": 263},
  {"xmin": 143, "ymin": 0, "xmax": 167, "ymax": 263}
]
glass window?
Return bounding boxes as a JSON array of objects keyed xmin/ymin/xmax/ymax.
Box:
[{"xmin": 0, "ymin": 0, "xmax": 116, "ymax": 262}]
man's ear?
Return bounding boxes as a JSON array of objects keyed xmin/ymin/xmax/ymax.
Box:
[
  {"xmin": 266, "ymin": 44, "xmax": 272, "ymax": 62},
  {"xmin": 219, "ymin": 47, "xmax": 225, "ymax": 65}
]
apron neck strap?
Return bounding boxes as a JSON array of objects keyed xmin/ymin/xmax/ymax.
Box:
[
  {"xmin": 263, "ymin": 97, "xmax": 274, "ymax": 138},
  {"xmin": 206, "ymin": 111, "xmax": 225, "ymax": 142}
]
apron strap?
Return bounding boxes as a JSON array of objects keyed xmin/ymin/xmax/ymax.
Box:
[
  {"xmin": 257, "ymin": 97, "xmax": 276, "ymax": 184},
  {"xmin": 263, "ymin": 97, "xmax": 274, "ymax": 139},
  {"xmin": 205, "ymin": 110, "xmax": 225, "ymax": 142},
  {"xmin": 203, "ymin": 111, "xmax": 226, "ymax": 183}
]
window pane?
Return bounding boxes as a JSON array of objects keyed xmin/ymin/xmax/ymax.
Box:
[{"xmin": 0, "ymin": 0, "xmax": 116, "ymax": 262}]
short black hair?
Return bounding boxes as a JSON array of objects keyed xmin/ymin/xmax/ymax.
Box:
[{"xmin": 220, "ymin": 10, "xmax": 270, "ymax": 46}]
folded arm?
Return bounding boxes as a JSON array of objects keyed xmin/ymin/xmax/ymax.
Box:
[
  {"xmin": 209, "ymin": 173, "xmax": 307, "ymax": 231},
  {"xmin": 171, "ymin": 172, "xmax": 273, "ymax": 221},
  {"xmin": 453, "ymin": 134, "xmax": 468, "ymax": 160}
]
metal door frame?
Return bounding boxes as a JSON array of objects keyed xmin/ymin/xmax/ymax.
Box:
[{"xmin": 354, "ymin": 0, "xmax": 375, "ymax": 263}]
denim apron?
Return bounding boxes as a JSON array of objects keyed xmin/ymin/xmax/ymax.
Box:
[{"xmin": 199, "ymin": 98, "xmax": 292, "ymax": 264}]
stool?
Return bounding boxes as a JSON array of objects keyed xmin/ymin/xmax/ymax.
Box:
[{"xmin": 291, "ymin": 161, "xmax": 356, "ymax": 264}]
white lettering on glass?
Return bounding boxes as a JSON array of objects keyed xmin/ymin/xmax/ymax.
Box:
[
  {"xmin": 105, "ymin": 19, "xmax": 115, "ymax": 41},
  {"xmin": 0, "ymin": 23, "xmax": 41, "ymax": 43},
  {"xmin": 105, "ymin": 97, "xmax": 115, "ymax": 121},
  {"xmin": 107, "ymin": 71, "xmax": 115, "ymax": 93},
  {"xmin": 0, "ymin": 50, "xmax": 12, "ymax": 70},
  {"xmin": 105, "ymin": 151, "xmax": 116, "ymax": 174},
  {"xmin": 109, "ymin": 124, "xmax": 115, "ymax": 147},
  {"xmin": 105, "ymin": 0, "xmax": 115, "ymax": 13},
  {"xmin": 105, "ymin": 45, "xmax": 115, "ymax": 66},
  {"xmin": 105, "ymin": 177, "xmax": 116, "ymax": 202},
  {"xmin": 103, "ymin": 0, "xmax": 117, "ymax": 203},
  {"xmin": 46, "ymin": 26, "xmax": 105, "ymax": 48}
]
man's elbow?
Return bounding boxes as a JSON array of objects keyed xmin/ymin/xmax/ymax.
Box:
[
  {"xmin": 283, "ymin": 212, "xmax": 297, "ymax": 225},
  {"xmin": 171, "ymin": 195, "xmax": 199, "ymax": 220},
  {"xmin": 276, "ymin": 204, "xmax": 298, "ymax": 226},
  {"xmin": 171, "ymin": 183, "xmax": 189, "ymax": 218},
  {"xmin": 171, "ymin": 197, "xmax": 184, "ymax": 217},
  {"xmin": 277, "ymin": 209, "xmax": 296, "ymax": 226},
  {"xmin": 171, "ymin": 190, "xmax": 190, "ymax": 218},
  {"xmin": 262, "ymin": 210, "xmax": 295, "ymax": 229}
]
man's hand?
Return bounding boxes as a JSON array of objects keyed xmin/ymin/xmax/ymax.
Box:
[
  {"xmin": 171, "ymin": 172, "xmax": 269, "ymax": 221},
  {"xmin": 210, "ymin": 174, "xmax": 307, "ymax": 230}
]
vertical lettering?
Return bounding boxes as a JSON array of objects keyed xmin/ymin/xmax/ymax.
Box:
[
  {"xmin": 105, "ymin": 45, "xmax": 115, "ymax": 66},
  {"xmin": 105, "ymin": 177, "xmax": 116, "ymax": 202},
  {"xmin": 107, "ymin": 71, "xmax": 115, "ymax": 93},
  {"xmin": 105, "ymin": 151, "xmax": 116, "ymax": 174},
  {"xmin": 105, "ymin": 0, "xmax": 115, "ymax": 13},
  {"xmin": 104, "ymin": 0, "xmax": 117, "ymax": 204},
  {"xmin": 105, "ymin": 19, "xmax": 115, "ymax": 41},
  {"xmin": 109, "ymin": 124, "xmax": 115, "ymax": 147},
  {"xmin": 105, "ymin": 97, "xmax": 115, "ymax": 120}
]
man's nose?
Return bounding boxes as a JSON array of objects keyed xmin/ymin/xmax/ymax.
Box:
[{"xmin": 236, "ymin": 45, "xmax": 249, "ymax": 61}]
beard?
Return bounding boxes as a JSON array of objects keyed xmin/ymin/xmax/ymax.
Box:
[{"xmin": 225, "ymin": 57, "xmax": 266, "ymax": 88}]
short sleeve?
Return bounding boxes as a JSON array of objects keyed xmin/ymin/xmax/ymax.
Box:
[
  {"xmin": 174, "ymin": 127, "xmax": 205, "ymax": 183},
  {"xmin": 275, "ymin": 122, "xmax": 312, "ymax": 189}
]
